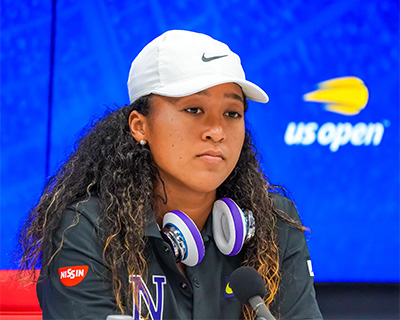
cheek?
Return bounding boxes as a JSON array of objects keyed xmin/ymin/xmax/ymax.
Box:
[
  {"xmin": 231, "ymin": 127, "xmax": 245, "ymax": 151},
  {"xmin": 150, "ymin": 128, "xmax": 187, "ymax": 165},
  {"xmin": 232, "ymin": 132, "xmax": 246, "ymax": 164}
]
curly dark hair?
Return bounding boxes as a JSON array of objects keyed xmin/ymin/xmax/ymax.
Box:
[{"xmin": 18, "ymin": 94, "xmax": 298, "ymax": 319}]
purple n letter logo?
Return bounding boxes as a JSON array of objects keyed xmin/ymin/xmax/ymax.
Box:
[{"xmin": 130, "ymin": 275, "xmax": 166, "ymax": 320}]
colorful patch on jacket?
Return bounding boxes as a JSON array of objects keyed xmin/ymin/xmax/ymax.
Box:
[
  {"xmin": 58, "ymin": 265, "xmax": 89, "ymax": 287},
  {"xmin": 130, "ymin": 274, "xmax": 166, "ymax": 320},
  {"xmin": 224, "ymin": 275, "xmax": 235, "ymax": 298}
]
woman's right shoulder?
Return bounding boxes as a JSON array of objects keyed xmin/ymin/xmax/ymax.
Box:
[{"xmin": 59, "ymin": 195, "xmax": 103, "ymax": 233}]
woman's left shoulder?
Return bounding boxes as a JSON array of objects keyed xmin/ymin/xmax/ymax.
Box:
[{"xmin": 268, "ymin": 192, "xmax": 301, "ymax": 224}]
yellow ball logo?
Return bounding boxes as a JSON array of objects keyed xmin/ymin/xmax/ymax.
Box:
[{"xmin": 303, "ymin": 76, "xmax": 369, "ymax": 116}]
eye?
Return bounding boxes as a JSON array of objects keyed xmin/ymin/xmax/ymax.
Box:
[
  {"xmin": 225, "ymin": 111, "xmax": 242, "ymax": 118},
  {"xmin": 184, "ymin": 107, "xmax": 203, "ymax": 114}
]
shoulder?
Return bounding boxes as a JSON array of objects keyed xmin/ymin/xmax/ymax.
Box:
[
  {"xmin": 50, "ymin": 195, "xmax": 106, "ymax": 267},
  {"xmin": 269, "ymin": 192, "xmax": 301, "ymax": 224},
  {"xmin": 269, "ymin": 193, "xmax": 307, "ymax": 260},
  {"xmin": 268, "ymin": 194, "xmax": 323, "ymax": 319},
  {"xmin": 52, "ymin": 195, "xmax": 104, "ymax": 250},
  {"xmin": 60, "ymin": 195, "xmax": 102, "ymax": 231},
  {"xmin": 38, "ymin": 195, "xmax": 117, "ymax": 318}
]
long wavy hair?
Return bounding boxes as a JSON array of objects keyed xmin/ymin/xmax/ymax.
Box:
[{"xmin": 18, "ymin": 94, "xmax": 299, "ymax": 319}]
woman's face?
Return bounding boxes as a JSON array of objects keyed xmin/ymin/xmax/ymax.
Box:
[{"xmin": 142, "ymin": 83, "xmax": 245, "ymax": 195}]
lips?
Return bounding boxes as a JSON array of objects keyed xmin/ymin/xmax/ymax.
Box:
[{"xmin": 197, "ymin": 150, "xmax": 225, "ymax": 162}]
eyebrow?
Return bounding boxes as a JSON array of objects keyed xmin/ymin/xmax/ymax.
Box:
[{"xmin": 196, "ymin": 90, "xmax": 244, "ymax": 102}]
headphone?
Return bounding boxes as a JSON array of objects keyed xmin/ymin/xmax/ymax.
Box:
[{"xmin": 161, "ymin": 198, "xmax": 255, "ymax": 267}]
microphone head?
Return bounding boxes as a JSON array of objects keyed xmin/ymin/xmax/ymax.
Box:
[{"xmin": 230, "ymin": 266, "xmax": 266, "ymax": 305}]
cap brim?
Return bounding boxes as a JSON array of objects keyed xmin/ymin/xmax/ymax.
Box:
[{"xmin": 152, "ymin": 75, "xmax": 269, "ymax": 103}]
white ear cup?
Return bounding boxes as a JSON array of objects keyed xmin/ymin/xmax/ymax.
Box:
[
  {"xmin": 212, "ymin": 198, "xmax": 246, "ymax": 256},
  {"xmin": 161, "ymin": 198, "xmax": 253, "ymax": 266},
  {"xmin": 163, "ymin": 210, "xmax": 205, "ymax": 267}
]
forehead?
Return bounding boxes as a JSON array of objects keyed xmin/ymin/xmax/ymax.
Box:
[
  {"xmin": 155, "ymin": 83, "xmax": 245, "ymax": 104},
  {"xmin": 195, "ymin": 83, "xmax": 244, "ymax": 102}
]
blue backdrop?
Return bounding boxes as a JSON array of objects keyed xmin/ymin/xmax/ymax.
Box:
[{"xmin": 1, "ymin": 0, "xmax": 399, "ymax": 283}]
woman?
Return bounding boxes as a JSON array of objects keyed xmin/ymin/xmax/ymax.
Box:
[{"xmin": 19, "ymin": 30, "xmax": 323, "ymax": 319}]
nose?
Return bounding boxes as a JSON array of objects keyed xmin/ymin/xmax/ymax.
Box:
[{"xmin": 201, "ymin": 118, "xmax": 226, "ymax": 142}]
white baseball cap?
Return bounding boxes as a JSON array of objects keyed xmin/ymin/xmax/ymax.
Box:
[{"xmin": 127, "ymin": 30, "xmax": 269, "ymax": 104}]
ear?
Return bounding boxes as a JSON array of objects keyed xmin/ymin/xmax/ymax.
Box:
[{"xmin": 128, "ymin": 110, "xmax": 148, "ymax": 143}]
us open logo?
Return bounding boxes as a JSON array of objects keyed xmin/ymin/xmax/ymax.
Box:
[{"xmin": 284, "ymin": 77, "xmax": 389, "ymax": 152}]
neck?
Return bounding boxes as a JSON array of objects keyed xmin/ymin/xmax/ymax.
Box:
[{"xmin": 154, "ymin": 182, "xmax": 216, "ymax": 231}]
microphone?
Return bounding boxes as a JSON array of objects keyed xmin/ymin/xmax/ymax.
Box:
[{"xmin": 230, "ymin": 266, "xmax": 276, "ymax": 320}]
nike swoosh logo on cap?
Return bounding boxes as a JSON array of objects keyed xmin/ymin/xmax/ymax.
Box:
[{"xmin": 202, "ymin": 53, "xmax": 228, "ymax": 62}]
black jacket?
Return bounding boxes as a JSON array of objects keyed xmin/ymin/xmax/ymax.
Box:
[{"xmin": 37, "ymin": 194, "xmax": 323, "ymax": 319}]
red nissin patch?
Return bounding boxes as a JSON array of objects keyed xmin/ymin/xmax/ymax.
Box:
[{"xmin": 58, "ymin": 265, "xmax": 88, "ymax": 287}]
